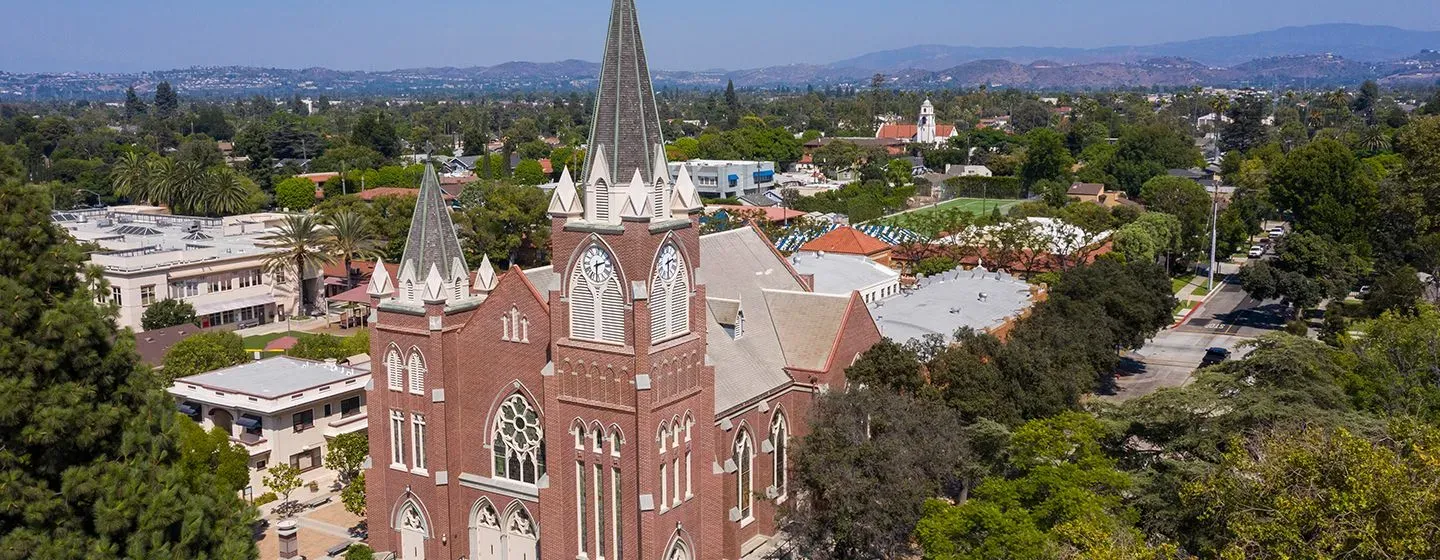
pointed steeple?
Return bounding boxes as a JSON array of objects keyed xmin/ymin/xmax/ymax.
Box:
[
  {"xmin": 548, "ymin": 167, "xmax": 583, "ymax": 217},
  {"xmin": 367, "ymin": 257, "xmax": 395, "ymax": 297},
  {"xmin": 473, "ymin": 254, "xmax": 498, "ymax": 293},
  {"xmin": 397, "ymin": 162, "xmax": 469, "ymax": 305},
  {"xmin": 583, "ymin": 0, "xmax": 667, "ymax": 187},
  {"xmin": 669, "ymin": 164, "xmax": 702, "ymax": 216}
]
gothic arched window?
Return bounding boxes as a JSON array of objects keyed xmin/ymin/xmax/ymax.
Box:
[
  {"xmin": 385, "ymin": 345, "xmax": 403, "ymax": 391},
  {"xmin": 406, "ymin": 349, "xmax": 426, "ymax": 395},
  {"xmin": 493, "ymin": 394, "xmax": 544, "ymax": 484},
  {"xmin": 649, "ymin": 243, "xmax": 690, "ymax": 343},
  {"xmin": 568, "ymin": 244, "xmax": 624, "ymax": 344},
  {"xmin": 667, "ymin": 538, "xmax": 691, "ymax": 560},
  {"xmin": 771, "ymin": 412, "xmax": 789, "ymax": 499},
  {"xmin": 734, "ymin": 429, "xmax": 754, "ymax": 522}
]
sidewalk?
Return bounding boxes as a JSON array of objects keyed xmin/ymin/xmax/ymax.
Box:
[{"xmin": 234, "ymin": 316, "xmax": 331, "ymax": 338}]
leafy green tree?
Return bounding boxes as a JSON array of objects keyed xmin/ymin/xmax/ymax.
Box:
[
  {"xmin": 1139, "ymin": 175, "xmax": 1210, "ymax": 260},
  {"xmin": 1184, "ymin": 424, "xmax": 1440, "ymax": 560},
  {"xmin": 0, "ymin": 183, "xmax": 256, "ymax": 558},
  {"xmin": 845, "ymin": 338, "xmax": 925, "ymax": 395},
  {"xmin": 455, "ymin": 181, "xmax": 551, "ymax": 267},
  {"xmin": 193, "ymin": 104, "xmax": 234, "ymax": 140},
  {"xmin": 1268, "ymin": 138, "xmax": 1376, "ymax": 244},
  {"xmin": 513, "ymin": 158, "xmax": 546, "ymax": 185},
  {"xmin": 1342, "ymin": 304, "xmax": 1440, "ymax": 421},
  {"xmin": 288, "ymin": 331, "xmax": 368, "ymax": 362},
  {"xmin": 162, "ymin": 331, "xmax": 248, "ymax": 378},
  {"xmin": 176, "ymin": 419, "xmax": 250, "ymax": 492},
  {"xmin": 1108, "ymin": 122, "xmax": 1201, "ymax": 196},
  {"xmin": 141, "ymin": 298, "xmax": 197, "ymax": 330},
  {"xmin": 1018, "ymin": 128, "xmax": 1073, "ymax": 191},
  {"xmin": 341, "ymin": 473, "xmax": 367, "ymax": 518},
  {"xmin": 351, "ymin": 111, "xmax": 400, "ymax": 158},
  {"xmin": 1112, "ymin": 212, "xmax": 1181, "ymax": 266},
  {"xmin": 326, "ymin": 432, "xmax": 368, "ymax": 483},
  {"xmin": 274, "ymin": 176, "xmax": 317, "ymax": 210},
  {"xmin": 263, "ymin": 463, "xmax": 303, "ymax": 506},
  {"xmin": 1362, "ymin": 265, "xmax": 1423, "ymax": 317},
  {"xmin": 1010, "ymin": 100, "xmax": 1053, "ymax": 134},
  {"xmin": 916, "ymin": 412, "xmax": 1172, "ymax": 560},
  {"xmin": 783, "ymin": 388, "xmax": 975, "ymax": 560},
  {"xmin": 344, "ymin": 542, "xmax": 372, "ymax": 560}
]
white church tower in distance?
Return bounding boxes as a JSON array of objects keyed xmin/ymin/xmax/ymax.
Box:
[{"xmin": 916, "ymin": 98, "xmax": 937, "ymax": 145}]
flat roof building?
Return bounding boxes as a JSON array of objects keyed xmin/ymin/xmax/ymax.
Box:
[
  {"xmin": 668, "ymin": 159, "xmax": 777, "ymax": 200},
  {"xmin": 789, "ymin": 251, "xmax": 902, "ymax": 303},
  {"xmin": 53, "ymin": 208, "xmax": 324, "ymax": 332},
  {"xmin": 169, "ymin": 356, "xmax": 370, "ymax": 494},
  {"xmin": 870, "ymin": 268, "xmax": 1035, "ymax": 344}
]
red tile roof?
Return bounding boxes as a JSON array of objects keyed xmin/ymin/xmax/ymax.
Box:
[
  {"xmin": 708, "ymin": 205, "xmax": 807, "ymax": 224},
  {"xmin": 296, "ymin": 172, "xmax": 340, "ymax": 184},
  {"xmin": 876, "ymin": 123, "xmax": 957, "ymax": 140},
  {"xmin": 800, "ymin": 226, "xmax": 891, "ymax": 256}
]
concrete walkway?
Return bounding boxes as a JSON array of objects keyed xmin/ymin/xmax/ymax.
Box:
[{"xmin": 234, "ymin": 316, "xmax": 331, "ymax": 338}]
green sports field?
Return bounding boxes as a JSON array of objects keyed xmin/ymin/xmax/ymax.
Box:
[{"xmin": 899, "ymin": 197, "xmax": 1022, "ymax": 218}]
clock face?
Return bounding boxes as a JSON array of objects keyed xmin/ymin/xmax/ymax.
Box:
[
  {"xmin": 658, "ymin": 245, "xmax": 679, "ymax": 281},
  {"xmin": 582, "ymin": 246, "xmax": 614, "ymax": 284}
]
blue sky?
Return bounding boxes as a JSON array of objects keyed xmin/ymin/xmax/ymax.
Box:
[{"xmin": 2, "ymin": 0, "xmax": 1435, "ymax": 73}]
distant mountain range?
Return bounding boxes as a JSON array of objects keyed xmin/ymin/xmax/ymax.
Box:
[{"xmin": 2, "ymin": 24, "xmax": 1437, "ymax": 100}]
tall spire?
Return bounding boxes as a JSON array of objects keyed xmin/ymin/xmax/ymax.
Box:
[
  {"xmin": 583, "ymin": 0, "xmax": 666, "ymax": 187},
  {"xmin": 397, "ymin": 161, "xmax": 470, "ymax": 304}
]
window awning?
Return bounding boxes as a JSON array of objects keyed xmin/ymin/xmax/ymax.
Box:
[
  {"xmin": 177, "ymin": 402, "xmax": 198, "ymax": 415},
  {"xmin": 236, "ymin": 416, "xmax": 262, "ymax": 429},
  {"xmin": 193, "ymin": 294, "xmax": 275, "ymax": 316}
]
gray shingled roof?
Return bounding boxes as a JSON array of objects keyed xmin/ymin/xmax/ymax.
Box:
[
  {"xmin": 399, "ymin": 162, "xmax": 468, "ymax": 281},
  {"xmin": 764, "ymin": 290, "xmax": 852, "ymax": 372},
  {"xmin": 583, "ymin": 0, "xmax": 666, "ymax": 185}
]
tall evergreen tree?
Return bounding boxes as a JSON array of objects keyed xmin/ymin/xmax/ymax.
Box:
[
  {"xmin": 0, "ymin": 183, "xmax": 257, "ymax": 559},
  {"xmin": 724, "ymin": 79, "xmax": 740, "ymax": 128},
  {"xmin": 124, "ymin": 86, "xmax": 147, "ymax": 119},
  {"xmin": 153, "ymin": 81, "xmax": 179, "ymax": 117}
]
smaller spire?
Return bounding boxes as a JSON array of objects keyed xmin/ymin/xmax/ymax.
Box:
[
  {"xmin": 619, "ymin": 169, "xmax": 650, "ymax": 219},
  {"xmin": 473, "ymin": 254, "xmax": 498, "ymax": 293},
  {"xmin": 548, "ymin": 167, "xmax": 583, "ymax": 217},
  {"xmin": 423, "ymin": 263, "xmax": 446, "ymax": 303},
  {"xmin": 586, "ymin": 144, "xmax": 613, "ymax": 188},
  {"xmin": 669, "ymin": 165, "xmax": 702, "ymax": 215},
  {"xmin": 367, "ymin": 257, "xmax": 394, "ymax": 297},
  {"xmin": 651, "ymin": 143, "xmax": 671, "ymax": 185}
]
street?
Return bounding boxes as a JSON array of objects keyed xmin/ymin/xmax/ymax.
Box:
[{"xmin": 1102, "ymin": 275, "xmax": 1286, "ymax": 400}]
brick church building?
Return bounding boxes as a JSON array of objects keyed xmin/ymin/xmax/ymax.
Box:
[{"xmin": 361, "ymin": 0, "xmax": 883, "ymax": 558}]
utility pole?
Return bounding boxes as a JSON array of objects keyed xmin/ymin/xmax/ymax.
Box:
[{"xmin": 1207, "ymin": 94, "xmax": 1229, "ymax": 293}]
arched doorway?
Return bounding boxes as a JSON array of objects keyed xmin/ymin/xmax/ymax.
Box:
[
  {"xmin": 397, "ymin": 501, "xmax": 427, "ymax": 560},
  {"xmin": 502, "ymin": 504, "xmax": 538, "ymax": 560},
  {"xmin": 209, "ymin": 408, "xmax": 233, "ymax": 435},
  {"xmin": 469, "ymin": 499, "xmax": 501, "ymax": 559}
]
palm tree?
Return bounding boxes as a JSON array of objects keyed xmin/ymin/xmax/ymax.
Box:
[
  {"xmin": 144, "ymin": 157, "xmax": 179, "ymax": 209},
  {"xmin": 1359, "ymin": 126, "xmax": 1391, "ymax": 154},
  {"xmin": 325, "ymin": 210, "xmax": 381, "ymax": 290},
  {"xmin": 262, "ymin": 214, "xmax": 336, "ymax": 318},
  {"xmin": 167, "ymin": 160, "xmax": 211, "ymax": 214},
  {"xmin": 110, "ymin": 151, "xmax": 151, "ymax": 202},
  {"xmin": 205, "ymin": 169, "xmax": 256, "ymax": 217}
]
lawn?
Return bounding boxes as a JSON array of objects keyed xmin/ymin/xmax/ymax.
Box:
[
  {"xmin": 901, "ymin": 197, "xmax": 1022, "ymax": 218},
  {"xmin": 1171, "ymin": 275, "xmax": 1196, "ymax": 294},
  {"xmin": 241, "ymin": 331, "xmax": 306, "ymax": 353}
]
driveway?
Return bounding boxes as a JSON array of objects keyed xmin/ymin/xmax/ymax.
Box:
[{"xmin": 1102, "ymin": 277, "xmax": 1285, "ymax": 401}]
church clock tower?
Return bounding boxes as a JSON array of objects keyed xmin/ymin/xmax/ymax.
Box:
[
  {"xmin": 542, "ymin": 0, "xmax": 716, "ymax": 558},
  {"xmin": 917, "ymin": 98, "xmax": 937, "ymax": 145}
]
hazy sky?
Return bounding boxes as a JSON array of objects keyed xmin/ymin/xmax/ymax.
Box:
[{"xmin": 2, "ymin": 0, "xmax": 1436, "ymax": 73}]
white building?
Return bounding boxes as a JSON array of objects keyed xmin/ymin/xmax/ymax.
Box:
[
  {"xmin": 666, "ymin": 159, "xmax": 777, "ymax": 199},
  {"xmin": 169, "ymin": 356, "xmax": 370, "ymax": 493},
  {"xmin": 53, "ymin": 208, "xmax": 324, "ymax": 332},
  {"xmin": 943, "ymin": 164, "xmax": 993, "ymax": 177},
  {"xmin": 789, "ymin": 251, "xmax": 902, "ymax": 303},
  {"xmin": 876, "ymin": 99, "xmax": 960, "ymax": 147}
]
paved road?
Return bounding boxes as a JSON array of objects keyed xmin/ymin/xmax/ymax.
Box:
[{"xmin": 1102, "ymin": 276, "xmax": 1285, "ymax": 401}]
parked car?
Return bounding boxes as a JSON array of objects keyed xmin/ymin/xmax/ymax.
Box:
[
  {"xmin": 1201, "ymin": 347, "xmax": 1232, "ymax": 367},
  {"xmin": 1248, "ymin": 245, "xmax": 1265, "ymax": 258},
  {"xmin": 1268, "ymin": 227, "xmax": 1286, "ymax": 238}
]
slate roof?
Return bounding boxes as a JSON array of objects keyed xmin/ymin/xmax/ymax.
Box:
[
  {"xmin": 1067, "ymin": 182, "xmax": 1106, "ymax": 196},
  {"xmin": 698, "ymin": 227, "xmax": 862, "ymax": 413},
  {"xmin": 584, "ymin": 0, "xmax": 666, "ymax": 185},
  {"xmin": 398, "ymin": 163, "xmax": 468, "ymax": 284}
]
